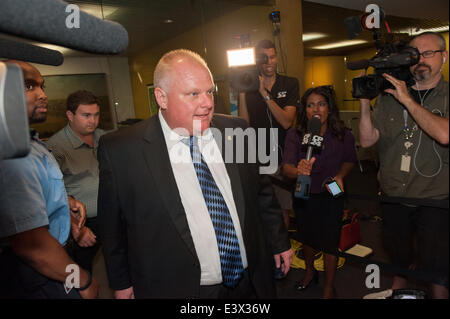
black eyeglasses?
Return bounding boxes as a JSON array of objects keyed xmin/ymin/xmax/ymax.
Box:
[{"xmin": 419, "ymin": 50, "xmax": 444, "ymax": 58}]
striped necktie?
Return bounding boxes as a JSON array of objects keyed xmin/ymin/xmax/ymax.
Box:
[{"xmin": 188, "ymin": 136, "xmax": 244, "ymax": 287}]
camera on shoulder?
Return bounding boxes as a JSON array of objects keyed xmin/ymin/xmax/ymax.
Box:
[{"xmin": 344, "ymin": 7, "xmax": 420, "ymax": 99}]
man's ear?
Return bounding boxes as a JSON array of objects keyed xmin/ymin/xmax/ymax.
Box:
[
  {"xmin": 154, "ymin": 87, "xmax": 168, "ymax": 110},
  {"xmin": 66, "ymin": 110, "xmax": 74, "ymax": 122}
]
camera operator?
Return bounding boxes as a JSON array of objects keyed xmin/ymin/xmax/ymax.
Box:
[
  {"xmin": 358, "ymin": 32, "xmax": 449, "ymax": 299},
  {"xmin": 238, "ymin": 39, "xmax": 300, "ymax": 230}
]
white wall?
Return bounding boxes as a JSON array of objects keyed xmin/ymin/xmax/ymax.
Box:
[{"xmin": 34, "ymin": 56, "xmax": 135, "ymax": 126}]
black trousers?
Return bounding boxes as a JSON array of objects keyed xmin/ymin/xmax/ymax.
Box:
[
  {"xmin": 381, "ymin": 202, "xmax": 449, "ymax": 287},
  {"xmin": 198, "ymin": 269, "xmax": 256, "ymax": 299},
  {"xmin": 0, "ymin": 247, "xmax": 81, "ymax": 299}
]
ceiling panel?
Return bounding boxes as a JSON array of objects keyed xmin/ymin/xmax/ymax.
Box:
[
  {"xmin": 302, "ymin": 1, "xmax": 449, "ymax": 56},
  {"xmin": 2, "ymin": 0, "xmax": 447, "ymax": 58},
  {"xmin": 304, "ymin": 0, "xmax": 449, "ymax": 21}
]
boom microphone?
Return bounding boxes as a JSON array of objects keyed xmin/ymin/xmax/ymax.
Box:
[
  {"xmin": 346, "ymin": 59, "xmax": 370, "ymax": 70},
  {"xmin": 0, "ymin": 37, "xmax": 64, "ymax": 66},
  {"xmin": 0, "ymin": 0, "xmax": 128, "ymax": 55},
  {"xmin": 347, "ymin": 50, "xmax": 420, "ymax": 71}
]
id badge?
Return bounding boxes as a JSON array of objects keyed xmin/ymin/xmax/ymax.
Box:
[{"xmin": 400, "ymin": 155, "xmax": 411, "ymax": 172}]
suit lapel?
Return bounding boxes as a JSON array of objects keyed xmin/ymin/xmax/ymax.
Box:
[
  {"xmin": 211, "ymin": 119, "xmax": 246, "ymax": 229},
  {"xmin": 142, "ymin": 116, "xmax": 198, "ymax": 260}
]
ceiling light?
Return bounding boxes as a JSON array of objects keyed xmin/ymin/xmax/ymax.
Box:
[
  {"xmin": 396, "ymin": 26, "xmax": 449, "ymax": 36},
  {"xmin": 302, "ymin": 33, "xmax": 327, "ymax": 41},
  {"xmin": 312, "ymin": 40, "xmax": 368, "ymax": 50},
  {"xmin": 77, "ymin": 4, "xmax": 119, "ymax": 19},
  {"xmin": 164, "ymin": 19, "xmax": 174, "ymax": 24}
]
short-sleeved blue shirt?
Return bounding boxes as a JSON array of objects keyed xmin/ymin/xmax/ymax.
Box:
[{"xmin": 0, "ymin": 131, "xmax": 70, "ymax": 245}]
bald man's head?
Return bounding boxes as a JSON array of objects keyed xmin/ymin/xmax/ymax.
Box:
[
  {"xmin": 5, "ymin": 60, "xmax": 48, "ymax": 123},
  {"xmin": 153, "ymin": 49, "xmax": 212, "ymax": 92},
  {"xmin": 153, "ymin": 49, "xmax": 215, "ymax": 135}
]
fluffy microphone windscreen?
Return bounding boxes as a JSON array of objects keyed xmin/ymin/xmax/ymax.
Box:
[
  {"xmin": 346, "ymin": 59, "xmax": 369, "ymax": 70},
  {"xmin": 0, "ymin": 38, "xmax": 64, "ymax": 66},
  {"xmin": 0, "ymin": 0, "xmax": 128, "ymax": 54}
]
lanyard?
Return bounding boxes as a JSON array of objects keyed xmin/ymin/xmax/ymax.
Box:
[{"xmin": 402, "ymin": 108, "xmax": 416, "ymax": 140}]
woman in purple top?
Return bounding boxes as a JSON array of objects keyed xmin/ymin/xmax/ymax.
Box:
[{"xmin": 282, "ymin": 86, "xmax": 357, "ymax": 299}]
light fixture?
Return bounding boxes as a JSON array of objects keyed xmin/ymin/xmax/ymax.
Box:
[
  {"xmin": 226, "ymin": 48, "xmax": 255, "ymax": 68},
  {"xmin": 396, "ymin": 26, "xmax": 449, "ymax": 36},
  {"xmin": 78, "ymin": 3, "xmax": 119, "ymax": 19},
  {"xmin": 164, "ymin": 19, "xmax": 174, "ymax": 24},
  {"xmin": 312, "ymin": 40, "xmax": 368, "ymax": 50},
  {"xmin": 302, "ymin": 33, "xmax": 327, "ymax": 42}
]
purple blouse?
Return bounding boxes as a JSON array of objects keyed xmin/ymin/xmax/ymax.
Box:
[{"xmin": 282, "ymin": 127, "xmax": 358, "ymax": 194}]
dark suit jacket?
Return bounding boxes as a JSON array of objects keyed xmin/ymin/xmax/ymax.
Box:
[{"xmin": 97, "ymin": 114, "xmax": 289, "ymax": 298}]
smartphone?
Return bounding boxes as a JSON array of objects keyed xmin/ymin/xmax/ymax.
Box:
[{"xmin": 326, "ymin": 180, "xmax": 344, "ymax": 198}]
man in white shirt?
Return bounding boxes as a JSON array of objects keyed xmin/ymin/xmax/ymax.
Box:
[{"xmin": 97, "ymin": 49, "xmax": 292, "ymax": 298}]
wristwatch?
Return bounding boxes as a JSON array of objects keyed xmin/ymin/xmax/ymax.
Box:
[
  {"xmin": 77, "ymin": 270, "xmax": 92, "ymax": 291},
  {"xmin": 264, "ymin": 95, "xmax": 271, "ymax": 101}
]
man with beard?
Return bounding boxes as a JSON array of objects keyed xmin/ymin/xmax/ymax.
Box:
[
  {"xmin": 0, "ymin": 61, "xmax": 98, "ymax": 299},
  {"xmin": 358, "ymin": 32, "xmax": 448, "ymax": 299}
]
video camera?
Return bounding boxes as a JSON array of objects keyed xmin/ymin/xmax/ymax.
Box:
[
  {"xmin": 227, "ymin": 48, "xmax": 268, "ymax": 92},
  {"xmin": 345, "ymin": 9, "xmax": 420, "ymax": 99}
]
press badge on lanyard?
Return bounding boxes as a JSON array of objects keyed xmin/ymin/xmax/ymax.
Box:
[
  {"xmin": 401, "ymin": 108, "xmax": 416, "ymax": 173},
  {"xmin": 401, "ymin": 154, "xmax": 411, "ymax": 172}
]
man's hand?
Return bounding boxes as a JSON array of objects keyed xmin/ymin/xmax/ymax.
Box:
[
  {"xmin": 382, "ymin": 73, "xmax": 414, "ymax": 106},
  {"xmin": 74, "ymin": 226, "xmax": 97, "ymax": 247},
  {"xmin": 68, "ymin": 196, "xmax": 86, "ymax": 229},
  {"xmin": 356, "ymin": 71, "xmax": 381, "ymax": 148},
  {"xmin": 115, "ymin": 287, "xmax": 135, "ymax": 299},
  {"xmin": 258, "ymin": 75, "xmax": 268, "ymax": 98},
  {"xmin": 78, "ymin": 277, "xmax": 99, "ymax": 299},
  {"xmin": 70, "ymin": 214, "xmax": 82, "ymax": 240},
  {"xmin": 273, "ymin": 248, "xmax": 293, "ymax": 276},
  {"xmin": 297, "ymin": 157, "xmax": 316, "ymax": 176}
]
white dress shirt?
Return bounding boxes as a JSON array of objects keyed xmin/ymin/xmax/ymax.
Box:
[{"xmin": 159, "ymin": 111, "xmax": 248, "ymax": 285}]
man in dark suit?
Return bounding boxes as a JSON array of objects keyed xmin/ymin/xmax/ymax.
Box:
[{"xmin": 97, "ymin": 49, "xmax": 292, "ymax": 299}]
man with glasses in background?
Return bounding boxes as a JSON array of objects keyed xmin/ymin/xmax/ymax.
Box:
[{"xmin": 359, "ymin": 32, "xmax": 448, "ymax": 299}]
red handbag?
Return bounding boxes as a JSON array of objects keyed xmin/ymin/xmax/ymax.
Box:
[{"xmin": 339, "ymin": 210, "xmax": 361, "ymax": 251}]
